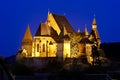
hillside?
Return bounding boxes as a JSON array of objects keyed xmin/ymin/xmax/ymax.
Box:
[{"xmin": 101, "ymin": 42, "xmax": 120, "ymax": 61}]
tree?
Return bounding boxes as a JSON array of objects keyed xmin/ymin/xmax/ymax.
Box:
[
  {"xmin": 98, "ymin": 49, "xmax": 105, "ymax": 57},
  {"xmin": 92, "ymin": 45, "xmax": 101, "ymax": 66},
  {"xmin": 70, "ymin": 33, "xmax": 81, "ymax": 58}
]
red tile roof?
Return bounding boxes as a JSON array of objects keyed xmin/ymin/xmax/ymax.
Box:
[{"xmin": 52, "ymin": 13, "xmax": 75, "ymax": 33}]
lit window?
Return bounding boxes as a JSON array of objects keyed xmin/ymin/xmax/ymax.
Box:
[
  {"xmin": 37, "ymin": 44, "xmax": 39, "ymax": 52},
  {"xmin": 43, "ymin": 44, "xmax": 45, "ymax": 52}
]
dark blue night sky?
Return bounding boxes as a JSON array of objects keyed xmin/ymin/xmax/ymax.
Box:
[{"xmin": 0, "ymin": 0, "xmax": 120, "ymax": 57}]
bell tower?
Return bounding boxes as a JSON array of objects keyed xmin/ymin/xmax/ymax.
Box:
[
  {"xmin": 22, "ymin": 25, "xmax": 32, "ymax": 57},
  {"xmin": 92, "ymin": 17, "xmax": 101, "ymax": 48}
]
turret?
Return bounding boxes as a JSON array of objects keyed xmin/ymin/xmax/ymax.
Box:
[
  {"xmin": 22, "ymin": 25, "xmax": 32, "ymax": 57},
  {"xmin": 77, "ymin": 28, "xmax": 80, "ymax": 33},
  {"xmin": 92, "ymin": 17, "xmax": 101, "ymax": 48},
  {"xmin": 92, "ymin": 18, "xmax": 97, "ymax": 29},
  {"xmin": 84, "ymin": 27, "xmax": 89, "ymax": 37}
]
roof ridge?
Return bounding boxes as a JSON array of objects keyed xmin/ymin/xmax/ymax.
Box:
[{"xmin": 52, "ymin": 13, "xmax": 65, "ymax": 17}]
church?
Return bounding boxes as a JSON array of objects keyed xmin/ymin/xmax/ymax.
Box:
[{"xmin": 19, "ymin": 12, "xmax": 101, "ymax": 64}]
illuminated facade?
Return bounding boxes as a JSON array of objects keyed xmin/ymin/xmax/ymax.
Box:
[{"xmin": 19, "ymin": 12, "xmax": 101, "ymax": 63}]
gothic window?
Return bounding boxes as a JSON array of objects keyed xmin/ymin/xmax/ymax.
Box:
[
  {"xmin": 37, "ymin": 44, "xmax": 39, "ymax": 52},
  {"xmin": 46, "ymin": 41, "xmax": 48, "ymax": 52},
  {"xmin": 43, "ymin": 44, "xmax": 45, "ymax": 52}
]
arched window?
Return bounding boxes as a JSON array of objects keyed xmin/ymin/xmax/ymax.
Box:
[
  {"xmin": 37, "ymin": 44, "xmax": 39, "ymax": 52},
  {"xmin": 43, "ymin": 44, "xmax": 45, "ymax": 52}
]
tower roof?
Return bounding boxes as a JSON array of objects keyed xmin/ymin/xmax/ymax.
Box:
[
  {"xmin": 77, "ymin": 28, "xmax": 80, "ymax": 33},
  {"xmin": 84, "ymin": 27, "xmax": 89, "ymax": 36},
  {"xmin": 22, "ymin": 25, "xmax": 32, "ymax": 42},
  {"xmin": 92, "ymin": 18, "xmax": 97, "ymax": 25}
]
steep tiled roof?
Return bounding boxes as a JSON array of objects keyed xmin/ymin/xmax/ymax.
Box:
[
  {"xmin": 35, "ymin": 22, "xmax": 59, "ymax": 41},
  {"xmin": 22, "ymin": 25, "xmax": 32, "ymax": 42},
  {"xmin": 52, "ymin": 13, "xmax": 75, "ymax": 33},
  {"xmin": 35, "ymin": 23, "xmax": 50, "ymax": 36},
  {"xmin": 50, "ymin": 27, "xmax": 59, "ymax": 41},
  {"xmin": 35, "ymin": 24, "xmax": 41, "ymax": 36}
]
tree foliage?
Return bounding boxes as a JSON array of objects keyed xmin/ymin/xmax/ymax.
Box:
[{"xmin": 70, "ymin": 33, "xmax": 81, "ymax": 57}]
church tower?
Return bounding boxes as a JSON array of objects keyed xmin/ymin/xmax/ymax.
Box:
[
  {"xmin": 22, "ymin": 25, "xmax": 32, "ymax": 56},
  {"xmin": 92, "ymin": 18, "xmax": 101, "ymax": 48},
  {"xmin": 63, "ymin": 26, "xmax": 71, "ymax": 59},
  {"xmin": 57, "ymin": 25, "xmax": 71, "ymax": 61}
]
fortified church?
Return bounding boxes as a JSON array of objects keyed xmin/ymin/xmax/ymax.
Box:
[{"xmin": 18, "ymin": 12, "xmax": 101, "ymax": 64}]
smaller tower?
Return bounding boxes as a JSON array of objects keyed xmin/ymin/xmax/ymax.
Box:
[
  {"xmin": 22, "ymin": 25, "xmax": 32, "ymax": 57},
  {"xmin": 57, "ymin": 26, "xmax": 70, "ymax": 61},
  {"xmin": 92, "ymin": 17, "xmax": 101, "ymax": 48},
  {"xmin": 92, "ymin": 18, "xmax": 97, "ymax": 29},
  {"xmin": 84, "ymin": 26, "xmax": 89, "ymax": 37},
  {"xmin": 77, "ymin": 28, "xmax": 80, "ymax": 33},
  {"xmin": 63, "ymin": 26, "xmax": 71, "ymax": 59}
]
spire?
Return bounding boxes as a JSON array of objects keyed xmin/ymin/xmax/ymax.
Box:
[
  {"xmin": 92, "ymin": 17, "xmax": 97, "ymax": 25},
  {"xmin": 47, "ymin": 9, "xmax": 51, "ymax": 26},
  {"xmin": 91, "ymin": 17, "xmax": 101, "ymax": 46},
  {"xmin": 22, "ymin": 24, "xmax": 32, "ymax": 42},
  {"xmin": 92, "ymin": 17, "xmax": 97, "ymax": 29},
  {"xmin": 48, "ymin": 9, "xmax": 50, "ymax": 16},
  {"xmin": 84, "ymin": 24, "xmax": 89, "ymax": 36},
  {"xmin": 84, "ymin": 27, "xmax": 89, "ymax": 36},
  {"xmin": 77, "ymin": 28, "xmax": 80, "ymax": 33}
]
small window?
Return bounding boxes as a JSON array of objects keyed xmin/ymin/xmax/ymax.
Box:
[
  {"xmin": 43, "ymin": 44, "xmax": 45, "ymax": 52},
  {"xmin": 37, "ymin": 44, "xmax": 39, "ymax": 52}
]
